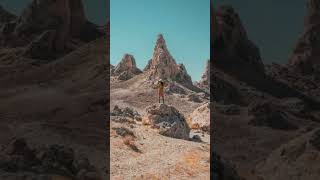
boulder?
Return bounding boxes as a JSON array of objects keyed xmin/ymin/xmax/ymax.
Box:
[
  {"xmin": 111, "ymin": 105, "xmax": 141, "ymax": 122},
  {"xmin": 257, "ymin": 129, "xmax": 320, "ymax": 180},
  {"xmin": 0, "ymin": 138, "xmax": 101, "ymax": 179},
  {"xmin": 248, "ymin": 100, "xmax": 298, "ymax": 130},
  {"xmin": 142, "ymin": 103, "xmax": 190, "ymax": 140},
  {"xmin": 166, "ymin": 82, "xmax": 187, "ymax": 95},
  {"xmin": 187, "ymin": 93, "xmax": 203, "ymax": 103},
  {"xmin": 187, "ymin": 103, "xmax": 210, "ymax": 132},
  {"xmin": 279, "ymin": 97, "xmax": 307, "ymax": 114}
]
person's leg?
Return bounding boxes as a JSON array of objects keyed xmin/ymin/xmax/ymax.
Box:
[
  {"xmin": 162, "ymin": 95, "xmax": 164, "ymax": 104},
  {"xmin": 159, "ymin": 95, "xmax": 160, "ymax": 103}
]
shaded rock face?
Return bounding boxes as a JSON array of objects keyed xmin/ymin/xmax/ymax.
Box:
[
  {"xmin": 187, "ymin": 93, "xmax": 203, "ymax": 103},
  {"xmin": 213, "ymin": 6, "xmax": 264, "ymax": 74},
  {"xmin": 142, "ymin": 103, "xmax": 190, "ymax": 140},
  {"xmin": 211, "ymin": 7, "xmax": 320, "ymax": 105},
  {"xmin": 214, "ymin": 103, "xmax": 240, "ymax": 115},
  {"xmin": 211, "ymin": 152, "xmax": 242, "ymax": 180},
  {"xmin": 248, "ymin": 100, "xmax": 298, "ymax": 130},
  {"xmin": 16, "ymin": 0, "xmax": 86, "ymax": 38},
  {"xmin": 196, "ymin": 59, "xmax": 210, "ymax": 93},
  {"xmin": 257, "ymin": 129, "xmax": 320, "ymax": 180},
  {"xmin": 166, "ymin": 82, "xmax": 187, "ymax": 95},
  {"xmin": 0, "ymin": 0, "xmax": 103, "ymax": 59},
  {"xmin": 187, "ymin": 102, "xmax": 210, "ymax": 132},
  {"xmin": 310, "ymin": 129, "xmax": 320, "ymax": 150},
  {"xmin": 0, "ymin": 5, "xmax": 16, "ymax": 24},
  {"xmin": 24, "ymin": 30, "xmax": 58, "ymax": 60},
  {"xmin": 289, "ymin": 0, "xmax": 320, "ymax": 74},
  {"xmin": 113, "ymin": 54, "xmax": 142, "ymax": 80},
  {"xmin": 144, "ymin": 34, "xmax": 193, "ymax": 86},
  {"xmin": 0, "ymin": 138, "xmax": 101, "ymax": 180}
]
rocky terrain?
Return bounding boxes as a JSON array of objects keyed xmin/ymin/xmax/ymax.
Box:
[
  {"xmin": 212, "ymin": 2, "xmax": 320, "ymax": 180},
  {"xmin": 110, "ymin": 34, "xmax": 210, "ymax": 179},
  {"xmin": 0, "ymin": 0, "xmax": 108, "ymax": 179}
]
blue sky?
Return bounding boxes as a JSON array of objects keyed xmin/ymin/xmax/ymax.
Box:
[
  {"xmin": 0, "ymin": 0, "xmax": 109, "ymax": 25},
  {"xmin": 111, "ymin": 0, "xmax": 210, "ymax": 81}
]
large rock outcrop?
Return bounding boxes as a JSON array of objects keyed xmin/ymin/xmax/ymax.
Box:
[
  {"xmin": 257, "ymin": 128, "xmax": 320, "ymax": 180},
  {"xmin": 112, "ymin": 54, "xmax": 142, "ymax": 80},
  {"xmin": 187, "ymin": 102, "xmax": 210, "ymax": 131},
  {"xmin": 211, "ymin": 6, "xmax": 320, "ymax": 107},
  {"xmin": 144, "ymin": 34, "xmax": 193, "ymax": 86},
  {"xmin": 0, "ymin": 138, "xmax": 102, "ymax": 180},
  {"xmin": 213, "ymin": 5, "xmax": 264, "ymax": 74},
  {"xmin": 0, "ymin": 0, "xmax": 103, "ymax": 59},
  {"xmin": 289, "ymin": 0, "xmax": 320, "ymax": 74},
  {"xmin": 142, "ymin": 103, "xmax": 190, "ymax": 140}
]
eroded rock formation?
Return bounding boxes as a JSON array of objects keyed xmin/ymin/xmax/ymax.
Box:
[{"xmin": 144, "ymin": 34, "xmax": 193, "ymax": 86}]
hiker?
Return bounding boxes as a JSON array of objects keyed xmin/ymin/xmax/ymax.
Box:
[{"xmin": 154, "ymin": 79, "xmax": 168, "ymax": 104}]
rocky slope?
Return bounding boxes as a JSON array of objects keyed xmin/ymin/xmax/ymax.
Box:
[
  {"xmin": 0, "ymin": 1, "xmax": 109, "ymax": 179},
  {"xmin": 212, "ymin": 3, "xmax": 320, "ymax": 180},
  {"xmin": 196, "ymin": 59, "xmax": 210, "ymax": 93},
  {"xmin": 289, "ymin": 0, "xmax": 320, "ymax": 74},
  {"xmin": 110, "ymin": 104, "xmax": 210, "ymax": 179},
  {"xmin": 110, "ymin": 35, "xmax": 209, "ymax": 178},
  {"xmin": 257, "ymin": 128, "xmax": 320, "ymax": 180}
]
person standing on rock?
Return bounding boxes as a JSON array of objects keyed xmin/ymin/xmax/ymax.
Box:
[{"xmin": 154, "ymin": 79, "xmax": 168, "ymax": 104}]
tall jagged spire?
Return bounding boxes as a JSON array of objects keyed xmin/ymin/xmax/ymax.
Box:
[{"xmin": 144, "ymin": 34, "xmax": 193, "ymax": 86}]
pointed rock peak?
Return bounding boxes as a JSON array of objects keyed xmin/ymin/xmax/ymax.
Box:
[
  {"xmin": 213, "ymin": 5, "xmax": 264, "ymax": 75},
  {"xmin": 156, "ymin": 34, "xmax": 165, "ymax": 47},
  {"xmin": 113, "ymin": 53, "xmax": 142, "ymax": 76},
  {"xmin": 144, "ymin": 34, "xmax": 193, "ymax": 86},
  {"xmin": 122, "ymin": 53, "xmax": 137, "ymax": 67}
]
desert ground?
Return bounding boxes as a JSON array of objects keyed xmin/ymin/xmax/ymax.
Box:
[{"xmin": 110, "ymin": 34, "xmax": 210, "ymax": 179}]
